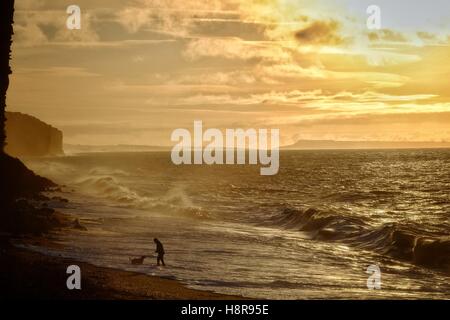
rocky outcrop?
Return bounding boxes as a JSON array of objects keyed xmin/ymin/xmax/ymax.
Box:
[
  {"xmin": 5, "ymin": 111, "xmax": 63, "ymax": 157},
  {"xmin": 0, "ymin": 152, "xmax": 62, "ymax": 234},
  {"xmin": 0, "ymin": 152, "xmax": 55, "ymax": 202}
]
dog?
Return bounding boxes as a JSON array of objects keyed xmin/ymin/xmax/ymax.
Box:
[{"xmin": 129, "ymin": 256, "xmax": 147, "ymax": 265}]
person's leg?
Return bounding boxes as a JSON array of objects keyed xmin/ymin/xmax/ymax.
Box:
[
  {"xmin": 161, "ymin": 255, "xmax": 165, "ymax": 266},
  {"xmin": 157, "ymin": 256, "xmax": 161, "ymax": 266}
]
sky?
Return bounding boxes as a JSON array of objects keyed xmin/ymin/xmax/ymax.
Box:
[{"xmin": 7, "ymin": 0, "xmax": 450, "ymax": 146}]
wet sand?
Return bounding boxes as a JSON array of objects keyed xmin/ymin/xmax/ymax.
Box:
[{"xmin": 0, "ymin": 236, "xmax": 245, "ymax": 300}]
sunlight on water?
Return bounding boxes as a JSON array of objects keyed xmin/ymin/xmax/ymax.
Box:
[{"xmin": 23, "ymin": 149, "xmax": 450, "ymax": 299}]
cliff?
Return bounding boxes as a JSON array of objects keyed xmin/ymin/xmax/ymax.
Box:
[{"xmin": 5, "ymin": 111, "xmax": 63, "ymax": 157}]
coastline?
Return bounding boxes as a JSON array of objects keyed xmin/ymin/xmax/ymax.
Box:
[{"xmin": 0, "ymin": 236, "xmax": 246, "ymax": 300}]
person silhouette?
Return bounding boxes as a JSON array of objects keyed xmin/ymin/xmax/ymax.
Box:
[{"xmin": 153, "ymin": 238, "xmax": 165, "ymax": 266}]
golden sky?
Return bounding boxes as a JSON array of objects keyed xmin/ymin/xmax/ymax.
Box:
[{"xmin": 7, "ymin": 0, "xmax": 450, "ymax": 145}]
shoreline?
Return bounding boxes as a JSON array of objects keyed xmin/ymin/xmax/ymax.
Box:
[{"xmin": 0, "ymin": 236, "xmax": 246, "ymax": 300}]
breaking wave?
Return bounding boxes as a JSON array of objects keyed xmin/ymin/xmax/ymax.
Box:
[
  {"xmin": 266, "ymin": 207, "xmax": 450, "ymax": 271},
  {"xmin": 75, "ymin": 175, "xmax": 210, "ymax": 219}
]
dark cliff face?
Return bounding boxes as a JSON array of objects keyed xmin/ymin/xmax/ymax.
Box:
[
  {"xmin": 5, "ymin": 111, "xmax": 64, "ymax": 157},
  {"xmin": 0, "ymin": 1, "xmax": 61, "ymax": 235},
  {"xmin": 0, "ymin": 0, "xmax": 14, "ymax": 149}
]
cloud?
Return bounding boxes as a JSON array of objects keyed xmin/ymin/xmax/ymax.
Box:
[
  {"xmin": 13, "ymin": 9, "xmax": 100, "ymax": 47},
  {"xmin": 368, "ymin": 29, "xmax": 408, "ymax": 43},
  {"xmin": 117, "ymin": 0, "xmax": 240, "ymax": 37},
  {"xmin": 144, "ymin": 88, "xmax": 438, "ymax": 112},
  {"xmin": 14, "ymin": 67, "xmax": 101, "ymax": 77},
  {"xmin": 13, "ymin": 21, "xmax": 48, "ymax": 47},
  {"xmin": 173, "ymin": 71, "xmax": 257, "ymax": 86},
  {"xmin": 183, "ymin": 37, "xmax": 291, "ymax": 62},
  {"xmin": 9, "ymin": 0, "xmax": 450, "ymax": 145},
  {"xmin": 295, "ymin": 20, "xmax": 343, "ymax": 45}
]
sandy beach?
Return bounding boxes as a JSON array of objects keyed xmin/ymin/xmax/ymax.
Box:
[{"xmin": 0, "ymin": 236, "xmax": 244, "ymax": 300}]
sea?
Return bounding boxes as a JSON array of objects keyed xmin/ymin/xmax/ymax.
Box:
[{"xmin": 22, "ymin": 149, "xmax": 450, "ymax": 299}]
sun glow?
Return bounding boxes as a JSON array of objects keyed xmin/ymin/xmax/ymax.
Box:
[{"xmin": 7, "ymin": 0, "xmax": 450, "ymax": 145}]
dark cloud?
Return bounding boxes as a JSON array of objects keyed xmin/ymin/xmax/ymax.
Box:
[
  {"xmin": 191, "ymin": 19, "xmax": 267, "ymax": 41},
  {"xmin": 36, "ymin": 22, "xmax": 59, "ymax": 41},
  {"xmin": 294, "ymin": 20, "xmax": 342, "ymax": 45}
]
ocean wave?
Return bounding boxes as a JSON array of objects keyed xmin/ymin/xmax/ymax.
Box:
[
  {"xmin": 75, "ymin": 175, "xmax": 210, "ymax": 219},
  {"xmin": 267, "ymin": 206, "xmax": 450, "ymax": 271}
]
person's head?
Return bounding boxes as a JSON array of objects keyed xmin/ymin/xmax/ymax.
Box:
[{"xmin": 154, "ymin": 238, "xmax": 158, "ymax": 243}]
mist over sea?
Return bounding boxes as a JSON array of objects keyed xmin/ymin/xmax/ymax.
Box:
[{"xmin": 23, "ymin": 149, "xmax": 450, "ymax": 299}]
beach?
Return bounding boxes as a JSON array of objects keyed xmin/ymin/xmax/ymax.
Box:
[
  {"xmin": 8, "ymin": 150, "xmax": 447, "ymax": 299},
  {"xmin": 0, "ymin": 235, "xmax": 243, "ymax": 300},
  {"xmin": 1, "ymin": 149, "xmax": 450, "ymax": 299}
]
